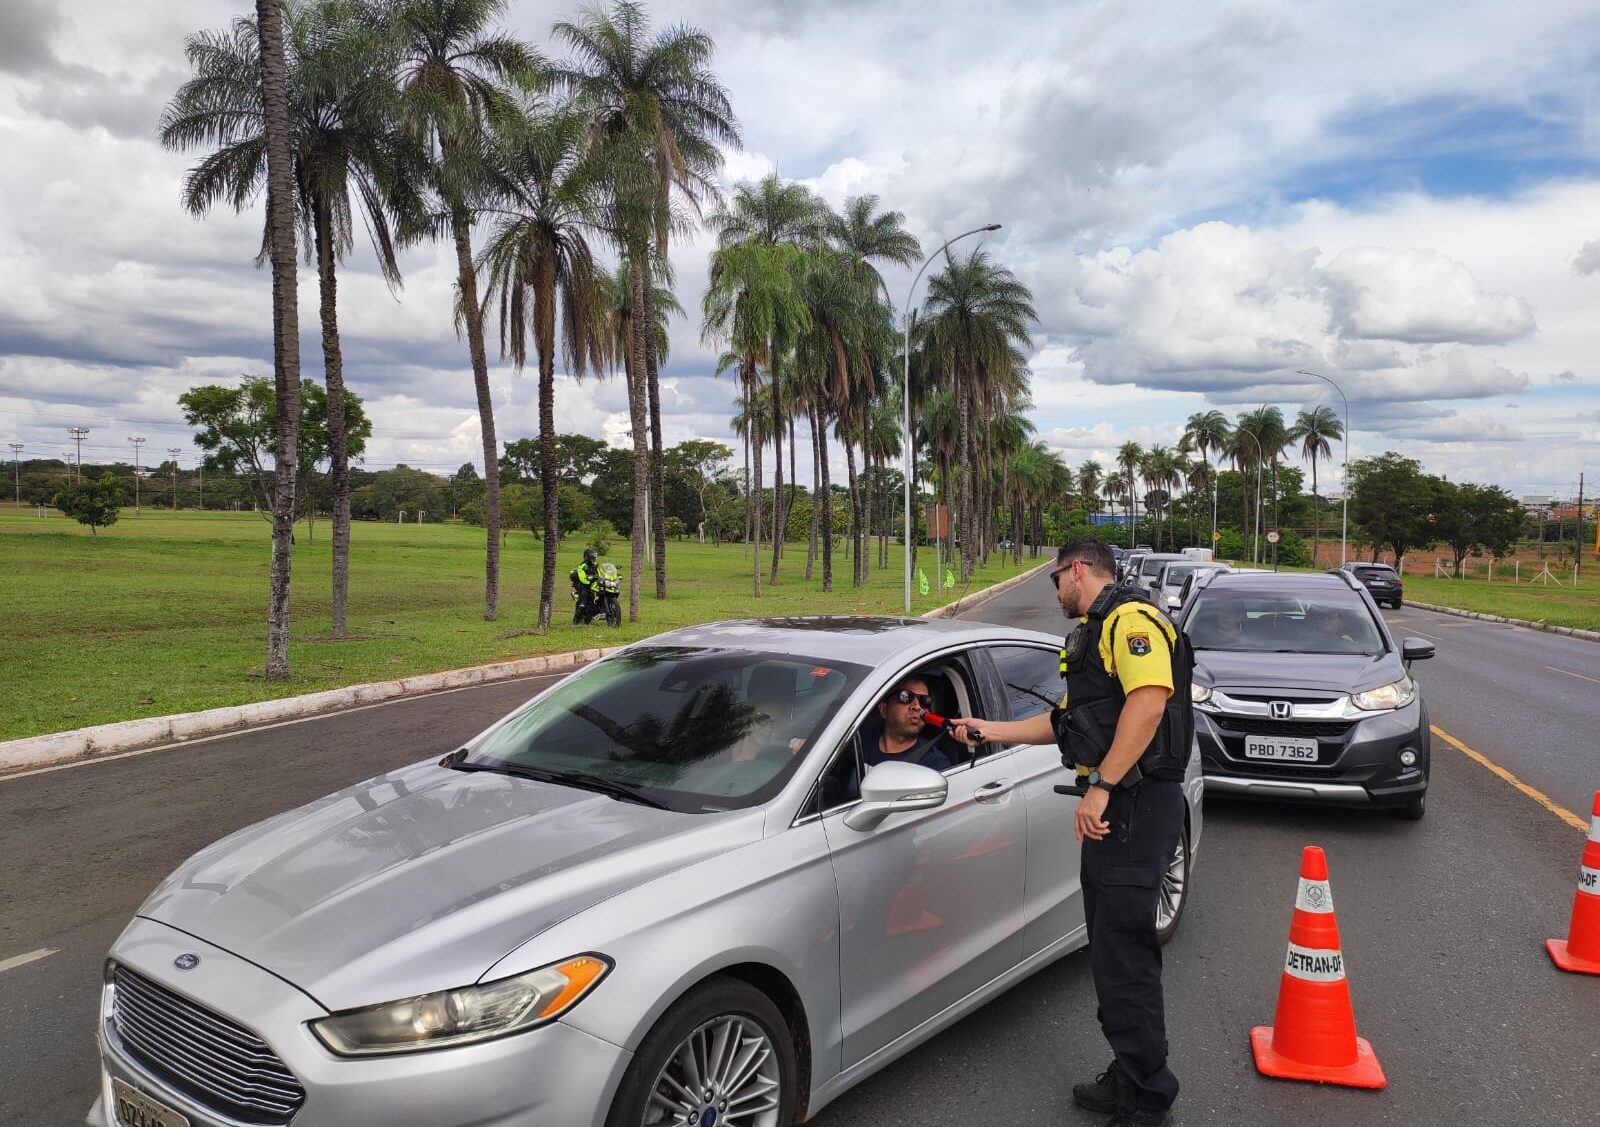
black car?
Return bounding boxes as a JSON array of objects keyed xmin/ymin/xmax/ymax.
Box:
[
  {"xmin": 1338, "ymin": 561, "xmax": 1404, "ymax": 608},
  {"xmin": 1178, "ymin": 569, "xmax": 1435, "ymax": 819}
]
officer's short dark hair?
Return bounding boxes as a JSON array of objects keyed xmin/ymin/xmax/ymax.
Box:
[{"xmin": 1056, "ymin": 538, "xmax": 1116, "ymax": 578}]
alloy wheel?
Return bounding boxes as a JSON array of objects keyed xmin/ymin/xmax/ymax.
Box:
[
  {"xmin": 641, "ymin": 1014, "xmax": 782, "ymax": 1127},
  {"xmin": 1156, "ymin": 831, "xmax": 1188, "ymax": 936}
]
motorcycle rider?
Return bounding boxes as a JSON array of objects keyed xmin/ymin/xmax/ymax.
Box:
[{"xmin": 571, "ymin": 547, "xmax": 602, "ymax": 623}]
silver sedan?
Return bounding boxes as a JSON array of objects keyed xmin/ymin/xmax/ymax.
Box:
[{"xmin": 90, "ymin": 617, "xmax": 1203, "ymax": 1127}]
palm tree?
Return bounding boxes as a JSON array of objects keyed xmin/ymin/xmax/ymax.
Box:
[
  {"xmin": 1116, "ymin": 441, "xmax": 1144, "ymax": 538},
  {"xmin": 1077, "ymin": 459, "xmax": 1104, "ymax": 516},
  {"xmin": 554, "ymin": 0, "xmax": 739, "ymax": 600},
  {"xmin": 1182, "ymin": 409, "xmax": 1230, "ymax": 546},
  {"xmin": 1241, "ymin": 405, "xmax": 1289, "ymax": 560},
  {"xmin": 1140, "ymin": 445, "xmax": 1182, "ymax": 550},
  {"xmin": 701, "ymin": 241, "xmax": 811, "ymax": 597},
  {"xmin": 254, "ymin": 0, "xmax": 303, "ymax": 679},
  {"xmin": 1290, "ymin": 405, "xmax": 1343, "ymax": 566},
  {"xmin": 828, "ymin": 194, "xmax": 921, "ymax": 298},
  {"xmin": 385, "ymin": 0, "xmax": 541, "ymax": 623},
  {"xmin": 163, "ymin": 0, "xmax": 420, "ymax": 640},
  {"xmin": 919, "ymin": 247, "xmax": 1037, "ymax": 580},
  {"xmin": 477, "ymin": 106, "xmax": 607, "ymax": 629}
]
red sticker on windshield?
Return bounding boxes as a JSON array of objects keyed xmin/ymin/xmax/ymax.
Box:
[{"xmin": 809, "ymin": 667, "xmax": 832, "ymax": 678}]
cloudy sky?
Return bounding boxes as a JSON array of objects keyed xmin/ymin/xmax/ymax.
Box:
[{"xmin": 2, "ymin": 0, "xmax": 1598, "ymax": 501}]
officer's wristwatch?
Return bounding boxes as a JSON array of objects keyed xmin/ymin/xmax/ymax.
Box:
[{"xmin": 1086, "ymin": 770, "xmax": 1117, "ymax": 794}]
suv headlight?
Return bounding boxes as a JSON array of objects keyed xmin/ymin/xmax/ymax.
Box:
[
  {"xmin": 311, "ymin": 955, "xmax": 610, "ymax": 1056},
  {"xmin": 1351, "ymin": 677, "xmax": 1416, "ymax": 712},
  {"xmin": 1190, "ymin": 683, "xmax": 1216, "ymax": 709}
]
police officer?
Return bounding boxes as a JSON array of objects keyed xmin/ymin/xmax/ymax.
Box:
[
  {"xmin": 951, "ymin": 537, "xmax": 1191, "ymax": 1126},
  {"xmin": 571, "ymin": 547, "xmax": 601, "ymax": 623}
]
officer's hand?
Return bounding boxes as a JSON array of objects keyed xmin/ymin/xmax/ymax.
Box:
[
  {"xmin": 1075, "ymin": 787, "xmax": 1111, "ymax": 843},
  {"xmin": 947, "ymin": 717, "xmax": 984, "ymax": 745}
]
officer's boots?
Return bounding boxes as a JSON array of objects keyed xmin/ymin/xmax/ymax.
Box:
[{"xmin": 1071, "ymin": 1064, "xmax": 1131, "ymax": 1114}]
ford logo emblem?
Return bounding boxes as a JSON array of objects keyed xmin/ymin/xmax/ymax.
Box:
[{"xmin": 174, "ymin": 953, "xmax": 200, "ymax": 971}]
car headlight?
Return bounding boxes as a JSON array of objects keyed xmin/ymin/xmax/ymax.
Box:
[
  {"xmin": 1351, "ymin": 677, "xmax": 1416, "ymax": 712},
  {"xmin": 310, "ymin": 954, "xmax": 610, "ymax": 1056},
  {"xmin": 1190, "ymin": 683, "xmax": 1215, "ymax": 709}
]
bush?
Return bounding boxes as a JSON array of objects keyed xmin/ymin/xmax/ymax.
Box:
[
  {"xmin": 54, "ymin": 476, "xmax": 125, "ymax": 535},
  {"xmin": 583, "ymin": 519, "xmax": 619, "ymax": 555}
]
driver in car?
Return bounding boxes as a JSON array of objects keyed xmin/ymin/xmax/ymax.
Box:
[{"xmin": 864, "ymin": 676, "xmax": 953, "ymax": 773}]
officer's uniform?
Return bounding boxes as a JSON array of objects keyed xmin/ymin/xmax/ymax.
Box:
[
  {"xmin": 1052, "ymin": 583, "xmax": 1192, "ymax": 1115},
  {"xmin": 573, "ymin": 559, "xmax": 601, "ymax": 618}
]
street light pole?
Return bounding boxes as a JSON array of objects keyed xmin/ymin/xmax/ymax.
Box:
[
  {"xmin": 169, "ymin": 447, "xmax": 182, "ymax": 511},
  {"xmin": 1297, "ymin": 369, "xmax": 1350, "ymax": 567},
  {"xmin": 903, "ymin": 223, "xmax": 1002, "ymax": 613},
  {"xmin": 128, "ymin": 436, "xmax": 145, "ymax": 513},
  {"xmin": 8, "ymin": 443, "xmax": 22, "ymax": 508}
]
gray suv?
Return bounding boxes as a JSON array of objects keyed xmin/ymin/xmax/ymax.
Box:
[{"xmin": 1178, "ymin": 570, "xmax": 1435, "ymax": 819}]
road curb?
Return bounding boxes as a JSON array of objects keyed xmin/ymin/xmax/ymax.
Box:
[
  {"xmin": 0, "ymin": 563, "xmax": 1049, "ymax": 778},
  {"xmin": 1405, "ymin": 599, "xmax": 1600, "ymax": 644}
]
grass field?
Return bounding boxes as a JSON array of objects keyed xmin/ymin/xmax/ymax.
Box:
[
  {"xmin": 0, "ymin": 508, "xmax": 1041, "ymax": 742},
  {"xmin": 1396, "ymin": 572, "xmax": 1600, "ymax": 632}
]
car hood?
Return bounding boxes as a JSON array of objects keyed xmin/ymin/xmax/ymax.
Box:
[
  {"xmin": 1194, "ymin": 650, "xmax": 1397, "ymax": 695},
  {"xmin": 137, "ymin": 761, "xmax": 761, "ymax": 1011}
]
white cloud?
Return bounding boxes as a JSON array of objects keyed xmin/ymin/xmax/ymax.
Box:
[
  {"xmin": 1575, "ymin": 240, "xmax": 1600, "ymax": 276},
  {"xmin": 1323, "ymin": 248, "xmax": 1535, "ymax": 344}
]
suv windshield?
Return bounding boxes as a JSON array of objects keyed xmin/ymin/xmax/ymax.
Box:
[
  {"xmin": 1162, "ymin": 564, "xmax": 1198, "ymax": 588},
  {"xmin": 468, "ymin": 646, "xmax": 868, "ymax": 812},
  {"xmin": 1353, "ymin": 566, "xmax": 1398, "ymax": 580},
  {"xmin": 1185, "ymin": 591, "xmax": 1384, "ymax": 655}
]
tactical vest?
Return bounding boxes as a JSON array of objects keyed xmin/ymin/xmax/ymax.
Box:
[{"xmin": 1055, "ymin": 582, "xmax": 1194, "ymax": 781}]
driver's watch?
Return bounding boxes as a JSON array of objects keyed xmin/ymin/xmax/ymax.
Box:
[{"xmin": 1086, "ymin": 770, "xmax": 1117, "ymax": 794}]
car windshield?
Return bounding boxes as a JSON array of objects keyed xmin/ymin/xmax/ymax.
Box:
[
  {"xmin": 1354, "ymin": 567, "xmax": 1397, "ymax": 580},
  {"xmin": 467, "ymin": 646, "xmax": 868, "ymax": 813},
  {"xmin": 1162, "ymin": 564, "xmax": 1197, "ymax": 588},
  {"xmin": 1185, "ymin": 591, "xmax": 1385, "ymax": 655}
]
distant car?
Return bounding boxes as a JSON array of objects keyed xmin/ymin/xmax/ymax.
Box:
[
  {"xmin": 1338, "ymin": 561, "xmax": 1404, "ymax": 608},
  {"xmin": 997, "ymin": 538, "xmax": 1016, "ymax": 551},
  {"xmin": 1121, "ymin": 551, "xmax": 1149, "ymax": 583},
  {"xmin": 90, "ymin": 617, "xmax": 1204, "ymax": 1127},
  {"xmin": 1159, "ymin": 561, "xmax": 1232, "ymax": 611},
  {"xmin": 1134, "ymin": 552, "xmax": 1188, "ymax": 595},
  {"xmin": 1178, "ymin": 570, "xmax": 1435, "ymax": 819}
]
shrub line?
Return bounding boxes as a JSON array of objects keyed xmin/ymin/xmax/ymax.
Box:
[{"xmin": 0, "ymin": 560, "xmax": 1053, "ymax": 778}]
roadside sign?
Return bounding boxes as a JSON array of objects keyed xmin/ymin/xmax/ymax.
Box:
[
  {"xmin": 1211, "ymin": 530, "xmax": 1221, "ymax": 541},
  {"xmin": 1267, "ymin": 530, "xmax": 1281, "ymax": 544}
]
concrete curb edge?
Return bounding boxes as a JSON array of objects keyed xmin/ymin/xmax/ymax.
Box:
[
  {"xmin": 0, "ymin": 562, "xmax": 1052, "ymax": 777},
  {"xmin": 1405, "ymin": 599, "xmax": 1600, "ymax": 645}
]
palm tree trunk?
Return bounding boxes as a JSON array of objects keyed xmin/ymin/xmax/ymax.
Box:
[
  {"xmin": 819, "ymin": 407, "xmax": 833, "ymax": 593},
  {"xmin": 786, "ymin": 414, "xmax": 797, "ymax": 556},
  {"xmin": 741, "ymin": 405, "xmax": 750, "ymax": 554},
  {"xmin": 258, "ymin": 0, "xmax": 299, "ymax": 681},
  {"xmin": 747, "ymin": 361, "xmax": 763, "ymax": 598},
  {"xmin": 312, "ymin": 197, "xmax": 351, "ymax": 640},
  {"xmin": 452, "ymin": 209, "xmax": 499, "ymax": 621},
  {"xmin": 1310, "ymin": 452, "xmax": 1320, "ymax": 566},
  {"xmin": 860, "ymin": 439, "xmax": 870, "ymax": 585},
  {"xmin": 844, "ymin": 435, "xmax": 861, "ymax": 587},
  {"xmin": 535, "ymin": 256, "xmax": 559, "ymax": 631},
  {"xmin": 769, "ymin": 361, "xmax": 783, "ymax": 585},
  {"xmin": 642, "ymin": 283, "xmax": 667, "ymax": 599},
  {"xmin": 957, "ymin": 388, "xmax": 974, "ymax": 582},
  {"xmin": 627, "ymin": 259, "xmax": 651, "ymax": 620},
  {"xmin": 806, "ymin": 404, "xmax": 819, "ymax": 580}
]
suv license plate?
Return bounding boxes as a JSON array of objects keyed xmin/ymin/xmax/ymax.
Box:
[
  {"xmin": 1244, "ymin": 736, "xmax": 1319, "ymax": 762},
  {"xmin": 112, "ymin": 1079, "xmax": 190, "ymax": 1127}
]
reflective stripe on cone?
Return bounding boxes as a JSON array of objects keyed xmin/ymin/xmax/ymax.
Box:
[{"xmin": 1547, "ymin": 791, "xmax": 1600, "ymax": 975}]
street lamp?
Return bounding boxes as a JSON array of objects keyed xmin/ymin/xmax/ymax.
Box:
[
  {"xmin": 1296, "ymin": 369, "xmax": 1350, "ymax": 567},
  {"xmin": 903, "ymin": 223, "xmax": 1002, "ymax": 613}
]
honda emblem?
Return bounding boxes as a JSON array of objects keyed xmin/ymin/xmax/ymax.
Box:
[{"xmin": 1269, "ymin": 701, "xmax": 1293, "ymax": 719}]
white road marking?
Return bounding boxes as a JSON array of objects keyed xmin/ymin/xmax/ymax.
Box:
[
  {"xmin": 0, "ymin": 948, "xmax": 58, "ymax": 974},
  {"xmin": 1546, "ymin": 665, "xmax": 1600, "ymax": 686}
]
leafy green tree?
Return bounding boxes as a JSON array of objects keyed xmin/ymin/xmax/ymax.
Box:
[
  {"xmin": 1349, "ymin": 452, "xmax": 1436, "ymax": 568},
  {"xmin": 664, "ymin": 439, "xmax": 733, "ymax": 541},
  {"xmin": 54, "ymin": 477, "xmax": 125, "ymax": 535},
  {"xmin": 1433, "ymin": 482, "xmax": 1524, "ymax": 575}
]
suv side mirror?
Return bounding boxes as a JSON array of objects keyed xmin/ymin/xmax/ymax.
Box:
[
  {"xmin": 844, "ymin": 760, "xmax": 948, "ymax": 831},
  {"xmin": 1401, "ymin": 637, "xmax": 1435, "ymax": 663}
]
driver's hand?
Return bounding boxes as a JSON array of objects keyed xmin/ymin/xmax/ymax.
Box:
[{"xmin": 947, "ymin": 717, "xmax": 984, "ymax": 745}]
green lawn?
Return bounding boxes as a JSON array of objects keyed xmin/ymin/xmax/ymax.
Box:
[
  {"xmin": 1397, "ymin": 571, "xmax": 1600, "ymax": 633},
  {"xmin": 0, "ymin": 509, "xmax": 1040, "ymax": 741}
]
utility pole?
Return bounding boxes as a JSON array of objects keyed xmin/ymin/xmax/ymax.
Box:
[
  {"xmin": 68, "ymin": 427, "xmax": 89, "ymax": 481},
  {"xmin": 128, "ymin": 436, "xmax": 145, "ymax": 512},
  {"xmin": 198, "ymin": 460, "xmax": 203, "ymax": 510},
  {"xmin": 1578, "ymin": 472, "xmax": 1585, "ymax": 580},
  {"xmin": 169, "ymin": 448, "xmax": 181, "ymax": 512},
  {"xmin": 8, "ymin": 443, "xmax": 22, "ymax": 508}
]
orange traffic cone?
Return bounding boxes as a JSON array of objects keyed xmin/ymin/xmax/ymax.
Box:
[
  {"xmin": 1251, "ymin": 845, "xmax": 1386, "ymax": 1089},
  {"xmin": 1546, "ymin": 791, "xmax": 1600, "ymax": 975}
]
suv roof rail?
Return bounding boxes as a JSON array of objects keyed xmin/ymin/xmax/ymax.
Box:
[{"xmin": 1331, "ymin": 567, "xmax": 1362, "ymax": 591}]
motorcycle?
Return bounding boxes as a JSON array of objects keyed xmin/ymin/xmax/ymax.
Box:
[{"xmin": 571, "ymin": 561, "xmax": 622, "ymax": 627}]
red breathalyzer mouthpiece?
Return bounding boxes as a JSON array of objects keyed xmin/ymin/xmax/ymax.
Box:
[{"xmin": 922, "ymin": 711, "xmax": 954, "ymax": 732}]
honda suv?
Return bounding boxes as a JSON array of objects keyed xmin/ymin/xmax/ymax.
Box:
[
  {"xmin": 1338, "ymin": 561, "xmax": 1404, "ymax": 608},
  {"xmin": 1178, "ymin": 570, "xmax": 1435, "ymax": 819}
]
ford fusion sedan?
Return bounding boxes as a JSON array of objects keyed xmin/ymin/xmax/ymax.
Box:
[
  {"xmin": 91, "ymin": 617, "xmax": 1203, "ymax": 1127},
  {"xmin": 1178, "ymin": 571, "xmax": 1434, "ymax": 819}
]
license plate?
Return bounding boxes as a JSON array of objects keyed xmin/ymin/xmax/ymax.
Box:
[
  {"xmin": 1243, "ymin": 736, "xmax": 1319, "ymax": 762},
  {"xmin": 112, "ymin": 1079, "xmax": 190, "ymax": 1127}
]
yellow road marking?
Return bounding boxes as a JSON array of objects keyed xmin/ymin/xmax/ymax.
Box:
[
  {"xmin": 1431, "ymin": 724, "xmax": 1586, "ymax": 832},
  {"xmin": 1545, "ymin": 665, "xmax": 1600, "ymax": 686}
]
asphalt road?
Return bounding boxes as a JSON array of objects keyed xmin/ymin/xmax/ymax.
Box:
[{"xmin": 3, "ymin": 575, "xmax": 1597, "ymax": 1126}]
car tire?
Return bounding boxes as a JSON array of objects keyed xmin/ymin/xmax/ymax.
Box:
[
  {"xmin": 1392, "ymin": 791, "xmax": 1426, "ymax": 820},
  {"xmin": 605, "ymin": 977, "xmax": 798, "ymax": 1127},
  {"xmin": 1391, "ymin": 598, "xmax": 1403, "ymax": 609},
  {"xmin": 1155, "ymin": 824, "xmax": 1191, "ymax": 945}
]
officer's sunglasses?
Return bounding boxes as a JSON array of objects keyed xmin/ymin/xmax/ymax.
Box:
[
  {"xmin": 1050, "ymin": 559, "xmax": 1086, "ymax": 590},
  {"xmin": 892, "ymin": 689, "xmax": 933, "ymax": 708}
]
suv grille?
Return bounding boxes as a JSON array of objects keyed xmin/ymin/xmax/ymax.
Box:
[
  {"xmin": 111, "ymin": 964, "xmax": 305, "ymax": 1124},
  {"xmin": 1213, "ymin": 717, "xmax": 1357, "ymax": 739}
]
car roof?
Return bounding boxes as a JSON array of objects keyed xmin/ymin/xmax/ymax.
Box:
[
  {"xmin": 634, "ymin": 615, "xmax": 1058, "ymax": 666},
  {"xmin": 1194, "ymin": 571, "xmax": 1365, "ymax": 596}
]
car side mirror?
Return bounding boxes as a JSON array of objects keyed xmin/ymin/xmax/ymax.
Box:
[
  {"xmin": 1401, "ymin": 637, "xmax": 1435, "ymax": 663},
  {"xmin": 844, "ymin": 760, "xmax": 948, "ymax": 831}
]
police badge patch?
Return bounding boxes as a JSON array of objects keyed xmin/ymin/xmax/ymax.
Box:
[{"xmin": 1127, "ymin": 632, "xmax": 1152, "ymax": 656}]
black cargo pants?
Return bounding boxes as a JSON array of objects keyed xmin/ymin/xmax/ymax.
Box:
[{"xmin": 1080, "ymin": 778, "xmax": 1185, "ymax": 1113}]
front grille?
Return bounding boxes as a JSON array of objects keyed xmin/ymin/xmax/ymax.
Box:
[
  {"xmin": 1213, "ymin": 716, "xmax": 1356, "ymax": 739},
  {"xmin": 111, "ymin": 964, "xmax": 305, "ymax": 1124}
]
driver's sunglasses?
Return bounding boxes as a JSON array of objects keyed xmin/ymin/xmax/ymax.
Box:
[
  {"xmin": 893, "ymin": 689, "xmax": 933, "ymax": 708},
  {"xmin": 1050, "ymin": 559, "xmax": 1083, "ymax": 590}
]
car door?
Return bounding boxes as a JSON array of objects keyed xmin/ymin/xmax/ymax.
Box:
[
  {"xmin": 982, "ymin": 641, "xmax": 1086, "ymax": 958},
  {"xmin": 818, "ymin": 653, "xmax": 1027, "ymax": 1067}
]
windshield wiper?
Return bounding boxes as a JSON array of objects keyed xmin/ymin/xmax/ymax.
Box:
[{"xmin": 441, "ymin": 754, "xmax": 668, "ymax": 809}]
